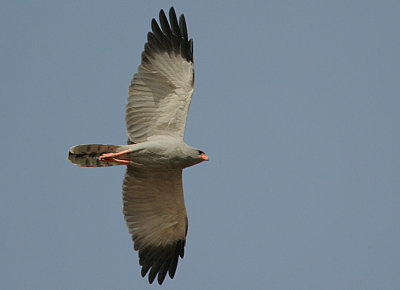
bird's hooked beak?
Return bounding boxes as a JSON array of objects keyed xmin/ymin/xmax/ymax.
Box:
[{"xmin": 199, "ymin": 153, "xmax": 209, "ymax": 161}]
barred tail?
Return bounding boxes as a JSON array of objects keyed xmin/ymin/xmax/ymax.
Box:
[{"xmin": 68, "ymin": 144, "xmax": 124, "ymax": 167}]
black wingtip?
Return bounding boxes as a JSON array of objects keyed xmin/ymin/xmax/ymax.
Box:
[
  {"xmin": 179, "ymin": 14, "xmax": 188, "ymax": 41},
  {"xmin": 136, "ymin": 239, "xmax": 187, "ymax": 285},
  {"xmin": 142, "ymin": 7, "xmax": 193, "ymax": 64}
]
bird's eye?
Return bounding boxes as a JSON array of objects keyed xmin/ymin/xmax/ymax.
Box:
[{"xmin": 198, "ymin": 150, "xmax": 204, "ymax": 155}]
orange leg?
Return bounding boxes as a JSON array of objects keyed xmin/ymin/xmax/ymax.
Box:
[
  {"xmin": 100, "ymin": 157, "xmax": 131, "ymax": 164},
  {"xmin": 99, "ymin": 149, "xmax": 131, "ymax": 164}
]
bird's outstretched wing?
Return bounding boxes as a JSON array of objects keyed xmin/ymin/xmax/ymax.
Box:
[
  {"xmin": 126, "ymin": 7, "xmax": 194, "ymax": 143},
  {"xmin": 122, "ymin": 166, "xmax": 188, "ymax": 285}
]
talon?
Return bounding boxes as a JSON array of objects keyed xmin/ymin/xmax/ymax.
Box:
[{"xmin": 99, "ymin": 152, "xmax": 116, "ymax": 160}]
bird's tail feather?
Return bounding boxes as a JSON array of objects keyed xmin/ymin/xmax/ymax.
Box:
[{"xmin": 68, "ymin": 144, "xmax": 125, "ymax": 167}]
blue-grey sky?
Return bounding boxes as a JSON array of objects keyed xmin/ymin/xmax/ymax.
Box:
[{"xmin": 1, "ymin": 1, "xmax": 399, "ymax": 289}]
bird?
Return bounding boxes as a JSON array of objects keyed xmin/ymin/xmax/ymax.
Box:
[{"xmin": 67, "ymin": 7, "xmax": 208, "ymax": 285}]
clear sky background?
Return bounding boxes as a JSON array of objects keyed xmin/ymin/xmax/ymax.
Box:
[{"xmin": 1, "ymin": 1, "xmax": 399, "ymax": 289}]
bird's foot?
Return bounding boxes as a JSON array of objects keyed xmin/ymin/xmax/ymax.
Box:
[{"xmin": 99, "ymin": 149, "xmax": 131, "ymax": 164}]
